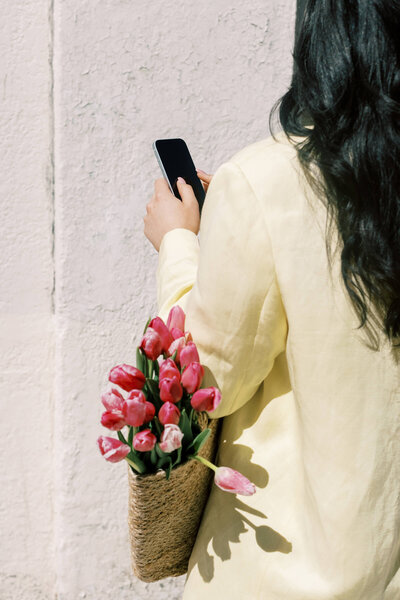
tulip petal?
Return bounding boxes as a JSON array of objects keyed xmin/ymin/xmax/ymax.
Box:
[
  {"xmin": 167, "ymin": 305, "xmax": 185, "ymax": 333},
  {"xmin": 108, "ymin": 364, "xmax": 146, "ymax": 392},
  {"xmin": 214, "ymin": 466, "xmax": 256, "ymax": 496},
  {"xmin": 149, "ymin": 317, "xmax": 174, "ymax": 353},
  {"xmin": 101, "ymin": 388, "xmax": 125, "ymax": 412},
  {"xmin": 97, "ymin": 436, "xmax": 130, "ymax": 463}
]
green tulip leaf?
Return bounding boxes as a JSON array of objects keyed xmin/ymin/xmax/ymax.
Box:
[
  {"xmin": 179, "ymin": 408, "xmax": 193, "ymax": 446},
  {"xmin": 156, "ymin": 455, "xmax": 170, "ymax": 470},
  {"xmin": 146, "ymin": 379, "xmax": 160, "ymax": 399},
  {"xmin": 147, "ymin": 357, "xmax": 153, "ymax": 379},
  {"xmin": 172, "ymin": 446, "xmax": 182, "ymax": 468},
  {"xmin": 186, "ymin": 428, "xmax": 211, "ymax": 454},
  {"xmin": 127, "ymin": 426, "xmax": 134, "ymax": 447},
  {"xmin": 153, "ymin": 359, "xmax": 159, "ymax": 379},
  {"xmin": 125, "ymin": 450, "xmax": 146, "ymax": 474},
  {"xmin": 143, "ymin": 316, "xmax": 152, "ymax": 335},
  {"xmin": 150, "ymin": 446, "xmax": 158, "ymax": 465},
  {"xmin": 155, "ymin": 443, "xmax": 168, "ymax": 458},
  {"xmin": 136, "ymin": 347, "xmax": 145, "ymax": 373}
]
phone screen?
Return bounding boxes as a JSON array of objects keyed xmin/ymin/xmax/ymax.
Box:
[{"xmin": 153, "ymin": 138, "xmax": 206, "ymax": 213}]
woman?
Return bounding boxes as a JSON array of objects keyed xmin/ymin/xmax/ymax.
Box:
[{"xmin": 144, "ymin": 1, "xmax": 400, "ymax": 598}]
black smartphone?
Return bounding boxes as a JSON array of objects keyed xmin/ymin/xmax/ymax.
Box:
[{"xmin": 152, "ymin": 138, "xmax": 206, "ymax": 214}]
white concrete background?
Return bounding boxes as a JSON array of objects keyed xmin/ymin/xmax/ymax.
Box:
[{"xmin": 1, "ymin": 1, "xmax": 296, "ymax": 598}]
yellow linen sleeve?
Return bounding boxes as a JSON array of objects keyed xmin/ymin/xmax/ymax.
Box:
[{"xmin": 156, "ymin": 160, "xmax": 287, "ymax": 418}]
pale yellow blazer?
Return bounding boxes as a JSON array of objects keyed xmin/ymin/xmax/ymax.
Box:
[{"xmin": 156, "ymin": 130, "xmax": 400, "ymax": 600}]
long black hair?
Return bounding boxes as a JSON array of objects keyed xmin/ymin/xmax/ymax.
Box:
[{"xmin": 270, "ymin": 0, "xmax": 400, "ymax": 350}]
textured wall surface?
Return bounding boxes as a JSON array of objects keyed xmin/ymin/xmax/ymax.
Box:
[
  {"xmin": 0, "ymin": 1, "xmax": 55, "ymax": 599},
  {"xmin": 1, "ymin": 0, "xmax": 296, "ymax": 598}
]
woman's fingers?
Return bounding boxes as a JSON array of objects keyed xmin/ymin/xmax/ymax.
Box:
[
  {"xmin": 196, "ymin": 169, "xmax": 213, "ymax": 184},
  {"xmin": 196, "ymin": 169, "xmax": 213, "ymax": 192}
]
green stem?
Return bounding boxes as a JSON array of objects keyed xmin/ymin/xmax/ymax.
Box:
[
  {"xmin": 189, "ymin": 454, "xmax": 217, "ymax": 472},
  {"xmin": 153, "ymin": 417, "xmax": 163, "ymax": 437},
  {"xmin": 126, "ymin": 426, "xmax": 139, "ymax": 450},
  {"xmin": 117, "ymin": 430, "xmax": 129, "ymax": 445},
  {"xmin": 148, "ymin": 358, "xmax": 154, "ymax": 379}
]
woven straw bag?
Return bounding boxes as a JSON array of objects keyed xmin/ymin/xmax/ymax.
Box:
[{"xmin": 127, "ymin": 412, "xmax": 221, "ymax": 582}]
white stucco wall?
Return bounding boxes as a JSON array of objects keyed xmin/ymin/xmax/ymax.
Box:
[
  {"xmin": 0, "ymin": 1, "xmax": 55, "ymax": 599},
  {"xmin": 1, "ymin": 1, "xmax": 296, "ymax": 598}
]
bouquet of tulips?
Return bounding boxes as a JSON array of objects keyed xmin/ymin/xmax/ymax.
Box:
[{"xmin": 97, "ymin": 305, "xmax": 256, "ymax": 496}]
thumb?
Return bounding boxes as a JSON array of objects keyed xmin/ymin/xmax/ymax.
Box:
[{"xmin": 176, "ymin": 177, "xmax": 197, "ymax": 205}]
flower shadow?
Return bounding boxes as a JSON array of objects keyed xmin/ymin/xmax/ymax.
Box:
[
  {"xmin": 186, "ymin": 351, "xmax": 293, "ymax": 583},
  {"xmin": 189, "ymin": 442, "xmax": 292, "ymax": 582}
]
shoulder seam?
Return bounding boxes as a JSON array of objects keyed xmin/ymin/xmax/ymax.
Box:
[{"xmin": 228, "ymin": 159, "xmax": 280, "ymax": 293}]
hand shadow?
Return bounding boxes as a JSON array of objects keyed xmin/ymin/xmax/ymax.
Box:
[{"xmin": 187, "ymin": 351, "xmax": 293, "ymax": 583}]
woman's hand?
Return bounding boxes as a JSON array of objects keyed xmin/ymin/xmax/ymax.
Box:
[{"xmin": 144, "ymin": 170, "xmax": 213, "ymax": 252}]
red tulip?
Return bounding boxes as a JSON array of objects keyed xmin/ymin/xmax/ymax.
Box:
[
  {"xmin": 167, "ymin": 305, "xmax": 185, "ymax": 333},
  {"xmin": 166, "ymin": 336, "xmax": 186, "ymax": 364},
  {"xmin": 159, "ymin": 424, "xmax": 184, "ymax": 453},
  {"xmin": 149, "ymin": 317, "xmax": 173, "ymax": 353},
  {"xmin": 122, "ymin": 390, "xmax": 147, "ymax": 426},
  {"xmin": 191, "ymin": 387, "xmax": 222, "ymax": 412},
  {"xmin": 109, "ymin": 364, "xmax": 146, "ymax": 392},
  {"xmin": 143, "ymin": 400, "xmax": 156, "ymax": 423},
  {"xmin": 97, "ymin": 436, "xmax": 130, "ymax": 463},
  {"xmin": 180, "ymin": 341, "xmax": 200, "ymax": 368},
  {"xmin": 159, "ymin": 357, "xmax": 181, "ymax": 381},
  {"xmin": 159, "ymin": 375, "xmax": 183, "ymax": 404},
  {"xmin": 100, "ymin": 410, "xmax": 126, "ymax": 431},
  {"xmin": 158, "ymin": 401, "xmax": 181, "ymax": 425},
  {"xmin": 181, "ymin": 362, "xmax": 204, "ymax": 393},
  {"xmin": 101, "ymin": 388, "xmax": 125, "ymax": 411},
  {"xmin": 214, "ymin": 466, "xmax": 256, "ymax": 496},
  {"xmin": 140, "ymin": 327, "xmax": 163, "ymax": 360},
  {"xmin": 132, "ymin": 429, "xmax": 157, "ymax": 452}
]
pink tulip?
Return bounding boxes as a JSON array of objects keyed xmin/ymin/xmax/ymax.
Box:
[
  {"xmin": 159, "ymin": 375, "xmax": 183, "ymax": 404},
  {"xmin": 214, "ymin": 466, "xmax": 256, "ymax": 496},
  {"xmin": 191, "ymin": 387, "xmax": 222, "ymax": 412},
  {"xmin": 167, "ymin": 305, "xmax": 185, "ymax": 333},
  {"xmin": 122, "ymin": 390, "xmax": 147, "ymax": 426},
  {"xmin": 159, "ymin": 423, "xmax": 184, "ymax": 453},
  {"xmin": 159, "ymin": 357, "xmax": 181, "ymax": 381},
  {"xmin": 97, "ymin": 436, "xmax": 130, "ymax": 463},
  {"xmin": 143, "ymin": 400, "xmax": 156, "ymax": 424},
  {"xmin": 149, "ymin": 317, "xmax": 173, "ymax": 353},
  {"xmin": 181, "ymin": 362, "xmax": 204, "ymax": 394},
  {"xmin": 109, "ymin": 364, "xmax": 146, "ymax": 392},
  {"xmin": 132, "ymin": 429, "xmax": 157, "ymax": 452},
  {"xmin": 158, "ymin": 401, "xmax": 181, "ymax": 425},
  {"xmin": 166, "ymin": 336, "xmax": 186, "ymax": 365},
  {"xmin": 100, "ymin": 410, "xmax": 126, "ymax": 431},
  {"xmin": 185, "ymin": 331, "xmax": 193, "ymax": 343},
  {"xmin": 170, "ymin": 327, "xmax": 185, "ymax": 341},
  {"xmin": 180, "ymin": 341, "xmax": 200, "ymax": 369},
  {"xmin": 140, "ymin": 327, "xmax": 163, "ymax": 360},
  {"xmin": 101, "ymin": 387, "xmax": 125, "ymax": 412}
]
